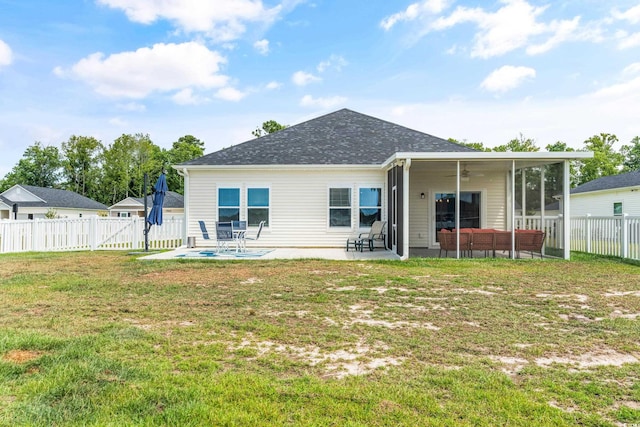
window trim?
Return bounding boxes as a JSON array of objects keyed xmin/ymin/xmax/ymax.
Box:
[
  {"xmin": 613, "ymin": 201, "xmax": 623, "ymax": 216},
  {"xmin": 246, "ymin": 186, "xmax": 270, "ymax": 227},
  {"xmin": 217, "ymin": 186, "xmax": 241, "ymax": 222},
  {"xmin": 328, "ymin": 186, "xmax": 353, "ymax": 229},
  {"xmin": 357, "ymin": 185, "xmax": 383, "ymax": 229}
]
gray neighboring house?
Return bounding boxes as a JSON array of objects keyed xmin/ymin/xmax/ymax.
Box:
[
  {"xmin": 176, "ymin": 108, "xmax": 591, "ymax": 259},
  {"xmin": 108, "ymin": 191, "xmax": 184, "ymax": 219},
  {"xmin": 0, "ymin": 185, "xmax": 107, "ymax": 220},
  {"xmin": 570, "ymin": 170, "xmax": 640, "ymax": 216}
]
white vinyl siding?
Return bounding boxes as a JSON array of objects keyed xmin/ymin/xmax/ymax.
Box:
[
  {"xmin": 571, "ymin": 189, "xmax": 640, "ymax": 217},
  {"xmin": 186, "ymin": 168, "xmax": 385, "ymax": 247}
]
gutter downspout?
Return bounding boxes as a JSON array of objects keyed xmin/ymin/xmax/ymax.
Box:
[{"xmin": 562, "ymin": 160, "xmax": 571, "ymax": 260}]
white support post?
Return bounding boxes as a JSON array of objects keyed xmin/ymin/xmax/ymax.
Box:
[
  {"xmin": 540, "ymin": 167, "xmax": 545, "ymax": 256},
  {"xmin": 455, "ymin": 161, "xmax": 461, "ymax": 259},
  {"xmin": 511, "ymin": 160, "xmax": 516, "ymax": 258},
  {"xmin": 402, "ymin": 159, "xmax": 411, "ymax": 260},
  {"xmin": 562, "ymin": 159, "xmax": 571, "ymax": 259},
  {"xmin": 521, "ymin": 168, "xmax": 526, "ymax": 229}
]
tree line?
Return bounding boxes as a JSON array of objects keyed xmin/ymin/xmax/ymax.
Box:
[
  {"xmin": 452, "ymin": 132, "xmax": 640, "ymax": 187},
  {"xmin": 0, "ymin": 134, "xmax": 205, "ymax": 206}
]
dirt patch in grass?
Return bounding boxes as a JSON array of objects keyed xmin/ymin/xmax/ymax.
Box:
[{"xmin": 2, "ymin": 350, "xmax": 44, "ymax": 364}]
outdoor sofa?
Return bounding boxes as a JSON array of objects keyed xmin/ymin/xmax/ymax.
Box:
[{"xmin": 438, "ymin": 228, "xmax": 545, "ymax": 258}]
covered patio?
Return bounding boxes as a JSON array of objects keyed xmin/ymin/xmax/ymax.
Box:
[{"xmin": 384, "ymin": 152, "xmax": 593, "ymax": 260}]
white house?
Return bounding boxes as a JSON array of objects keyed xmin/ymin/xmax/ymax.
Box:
[
  {"xmin": 108, "ymin": 191, "xmax": 184, "ymax": 219},
  {"xmin": 570, "ymin": 170, "xmax": 640, "ymax": 216},
  {"xmin": 175, "ymin": 109, "xmax": 591, "ymax": 259},
  {"xmin": 0, "ymin": 185, "xmax": 107, "ymax": 220}
]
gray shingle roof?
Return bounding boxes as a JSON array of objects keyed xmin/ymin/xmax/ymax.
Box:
[
  {"xmin": 135, "ymin": 191, "xmax": 184, "ymax": 209},
  {"xmin": 571, "ymin": 170, "xmax": 640, "ymax": 194},
  {"xmin": 4, "ymin": 185, "xmax": 107, "ymax": 210},
  {"xmin": 181, "ymin": 108, "xmax": 476, "ymax": 166}
]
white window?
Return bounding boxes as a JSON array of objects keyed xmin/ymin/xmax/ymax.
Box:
[
  {"xmin": 613, "ymin": 201, "xmax": 623, "ymax": 216},
  {"xmin": 329, "ymin": 188, "xmax": 351, "ymax": 227},
  {"xmin": 359, "ymin": 187, "xmax": 382, "ymax": 227},
  {"xmin": 118, "ymin": 212, "xmax": 130, "ymax": 218},
  {"xmin": 218, "ymin": 188, "xmax": 240, "ymax": 222},
  {"xmin": 247, "ymin": 188, "xmax": 269, "ymax": 226}
]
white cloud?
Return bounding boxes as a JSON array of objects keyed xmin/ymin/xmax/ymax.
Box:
[
  {"xmin": 0, "ymin": 39, "xmax": 13, "ymax": 67},
  {"xmin": 622, "ymin": 62, "xmax": 640, "ymax": 76},
  {"xmin": 612, "ymin": 4, "xmax": 640, "ymax": 24},
  {"xmin": 172, "ymin": 88, "xmax": 209, "ymax": 105},
  {"xmin": 62, "ymin": 42, "xmax": 228, "ymax": 99},
  {"xmin": 317, "ymin": 54, "xmax": 348, "ymax": 73},
  {"xmin": 616, "ymin": 31, "xmax": 640, "ymax": 49},
  {"xmin": 117, "ymin": 102, "xmax": 146, "ymax": 112},
  {"xmin": 292, "ymin": 70, "xmax": 321, "ymax": 86},
  {"xmin": 380, "ymin": 0, "xmax": 451, "ymax": 30},
  {"xmin": 300, "ymin": 94, "xmax": 347, "ymax": 108},
  {"xmin": 386, "ymin": 0, "xmax": 588, "ymax": 58},
  {"xmin": 108, "ymin": 117, "xmax": 128, "ymax": 127},
  {"xmin": 265, "ymin": 81, "xmax": 282, "ymax": 90},
  {"xmin": 215, "ymin": 87, "xmax": 246, "ymax": 101},
  {"xmin": 97, "ymin": 0, "xmax": 285, "ymax": 42},
  {"xmin": 481, "ymin": 65, "xmax": 536, "ymax": 93},
  {"xmin": 254, "ymin": 39, "xmax": 269, "ymax": 55}
]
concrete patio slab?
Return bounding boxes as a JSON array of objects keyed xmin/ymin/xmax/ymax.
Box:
[{"xmin": 139, "ymin": 246, "xmax": 401, "ymax": 261}]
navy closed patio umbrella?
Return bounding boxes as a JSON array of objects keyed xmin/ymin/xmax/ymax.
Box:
[{"xmin": 147, "ymin": 172, "xmax": 168, "ymax": 227}]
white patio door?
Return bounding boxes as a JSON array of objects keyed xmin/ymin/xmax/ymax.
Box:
[{"xmin": 434, "ymin": 192, "xmax": 481, "ymax": 243}]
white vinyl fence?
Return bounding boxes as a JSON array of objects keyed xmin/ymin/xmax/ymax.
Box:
[
  {"xmin": 0, "ymin": 217, "xmax": 183, "ymax": 253},
  {"xmin": 570, "ymin": 214, "xmax": 640, "ymax": 261},
  {"xmin": 516, "ymin": 214, "xmax": 640, "ymax": 260}
]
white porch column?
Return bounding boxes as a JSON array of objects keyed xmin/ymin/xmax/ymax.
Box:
[
  {"xmin": 562, "ymin": 159, "xmax": 571, "ymax": 259},
  {"xmin": 540, "ymin": 167, "xmax": 546, "ymax": 256},
  {"xmin": 181, "ymin": 167, "xmax": 190, "ymax": 246},
  {"xmin": 402, "ymin": 159, "xmax": 411, "ymax": 260},
  {"xmin": 455, "ymin": 161, "xmax": 461, "ymax": 259},
  {"xmin": 511, "ymin": 160, "xmax": 516, "ymax": 258}
]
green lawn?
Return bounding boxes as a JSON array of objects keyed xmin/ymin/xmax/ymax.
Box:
[{"xmin": 1, "ymin": 252, "xmax": 639, "ymax": 426}]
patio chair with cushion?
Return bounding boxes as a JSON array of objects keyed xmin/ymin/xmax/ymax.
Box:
[
  {"xmin": 245, "ymin": 221, "xmax": 265, "ymax": 242},
  {"xmin": 346, "ymin": 220, "xmax": 387, "ymax": 252},
  {"xmin": 215, "ymin": 221, "xmax": 234, "ymax": 252},
  {"xmin": 438, "ymin": 230, "xmax": 471, "ymax": 258},
  {"xmin": 470, "ymin": 229, "xmax": 495, "ymax": 258},
  {"xmin": 516, "ymin": 230, "xmax": 546, "ymax": 258}
]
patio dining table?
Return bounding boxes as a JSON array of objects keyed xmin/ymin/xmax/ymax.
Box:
[{"xmin": 232, "ymin": 221, "xmax": 247, "ymax": 252}]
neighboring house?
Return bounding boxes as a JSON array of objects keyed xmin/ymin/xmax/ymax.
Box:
[
  {"xmin": 108, "ymin": 191, "xmax": 184, "ymax": 219},
  {"xmin": 176, "ymin": 109, "xmax": 590, "ymax": 259},
  {"xmin": 570, "ymin": 170, "xmax": 640, "ymax": 217},
  {"xmin": 0, "ymin": 185, "xmax": 107, "ymax": 220}
]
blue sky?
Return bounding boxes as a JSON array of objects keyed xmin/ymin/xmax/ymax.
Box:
[{"xmin": 1, "ymin": 0, "xmax": 640, "ymax": 176}]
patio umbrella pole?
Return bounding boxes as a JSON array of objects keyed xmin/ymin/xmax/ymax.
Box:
[{"xmin": 144, "ymin": 173, "xmax": 149, "ymax": 252}]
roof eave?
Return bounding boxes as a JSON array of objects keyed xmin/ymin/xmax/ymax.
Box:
[{"xmin": 383, "ymin": 151, "xmax": 594, "ymax": 169}]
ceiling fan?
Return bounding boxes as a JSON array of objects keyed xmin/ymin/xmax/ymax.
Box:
[{"xmin": 445, "ymin": 164, "xmax": 484, "ymax": 181}]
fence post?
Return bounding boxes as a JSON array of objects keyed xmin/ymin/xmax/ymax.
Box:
[
  {"xmin": 90, "ymin": 215, "xmax": 98, "ymax": 251},
  {"xmin": 558, "ymin": 214, "xmax": 564, "ymax": 251},
  {"xmin": 133, "ymin": 217, "xmax": 140, "ymax": 250},
  {"xmin": 621, "ymin": 213, "xmax": 629, "ymax": 259},
  {"xmin": 585, "ymin": 214, "xmax": 591, "ymax": 254}
]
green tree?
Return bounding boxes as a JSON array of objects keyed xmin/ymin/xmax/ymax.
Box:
[
  {"xmin": 60, "ymin": 135, "xmax": 104, "ymax": 200},
  {"xmin": 100, "ymin": 134, "xmax": 162, "ymax": 205},
  {"xmin": 447, "ymin": 138, "xmax": 491, "ymax": 152},
  {"xmin": 620, "ymin": 136, "xmax": 640, "ymax": 172},
  {"xmin": 578, "ymin": 133, "xmax": 623, "ymax": 185},
  {"xmin": 545, "ymin": 141, "xmax": 579, "ymax": 188},
  {"xmin": 163, "ymin": 135, "xmax": 205, "ymax": 194},
  {"xmin": 493, "ymin": 134, "xmax": 539, "ymax": 152},
  {"xmin": 252, "ymin": 120, "xmax": 288, "ymax": 138},
  {"xmin": 0, "ymin": 142, "xmax": 61, "ymax": 191}
]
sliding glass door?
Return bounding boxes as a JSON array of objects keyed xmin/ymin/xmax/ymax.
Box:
[{"xmin": 435, "ymin": 192, "xmax": 481, "ymax": 242}]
